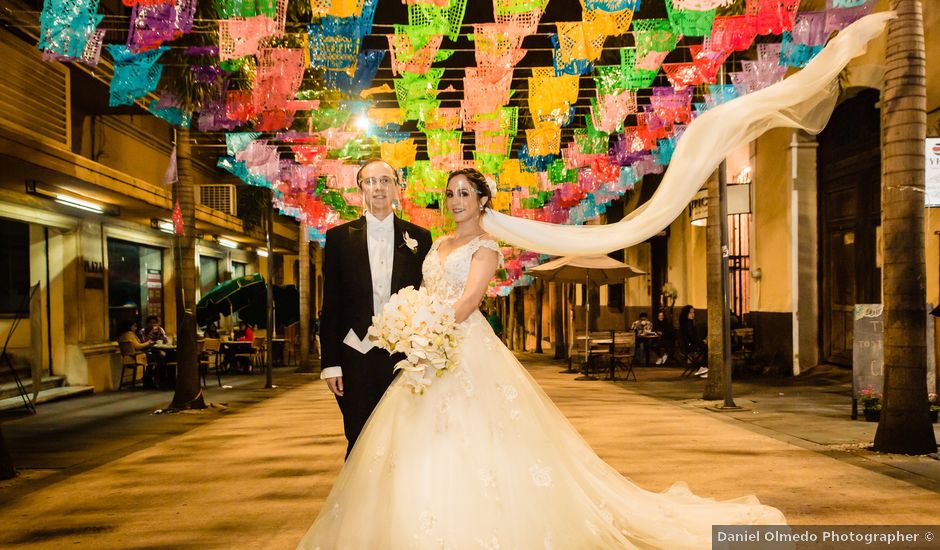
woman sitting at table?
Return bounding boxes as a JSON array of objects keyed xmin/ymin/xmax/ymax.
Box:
[
  {"xmin": 117, "ymin": 320, "xmax": 155, "ymax": 387},
  {"xmin": 652, "ymin": 310, "xmax": 674, "ymax": 365},
  {"xmin": 679, "ymin": 305, "xmax": 708, "ymax": 377}
]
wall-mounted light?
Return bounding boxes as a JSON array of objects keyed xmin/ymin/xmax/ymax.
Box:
[
  {"xmin": 55, "ymin": 194, "xmax": 104, "ymax": 213},
  {"xmin": 26, "ymin": 180, "xmax": 119, "ymax": 216},
  {"xmin": 256, "ymin": 248, "xmax": 269, "ymax": 258},
  {"xmin": 217, "ymin": 237, "xmax": 239, "ymax": 249},
  {"xmin": 151, "ymin": 219, "xmax": 175, "ymax": 234}
]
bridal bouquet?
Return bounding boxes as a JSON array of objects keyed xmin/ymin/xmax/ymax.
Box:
[{"xmin": 368, "ymin": 286, "xmax": 462, "ymax": 395}]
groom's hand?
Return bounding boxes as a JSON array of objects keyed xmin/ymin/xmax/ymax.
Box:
[{"xmin": 326, "ymin": 376, "xmax": 344, "ymax": 397}]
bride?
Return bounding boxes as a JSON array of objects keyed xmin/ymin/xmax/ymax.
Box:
[{"xmin": 298, "ymin": 168, "xmax": 785, "ymax": 549}]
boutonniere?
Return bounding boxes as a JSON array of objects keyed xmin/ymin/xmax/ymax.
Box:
[{"xmin": 403, "ymin": 231, "xmax": 419, "ymax": 254}]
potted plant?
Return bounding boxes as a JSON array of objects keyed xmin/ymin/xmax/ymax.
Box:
[
  {"xmin": 929, "ymin": 393, "xmax": 939, "ymax": 424},
  {"xmin": 858, "ymin": 385, "xmax": 881, "ymax": 422}
]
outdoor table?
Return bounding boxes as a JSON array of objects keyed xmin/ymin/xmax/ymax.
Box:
[
  {"xmin": 574, "ymin": 334, "xmax": 613, "ymax": 380},
  {"xmin": 219, "ymin": 341, "xmax": 253, "ymax": 373},
  {"xmin": 636, "ymin": 332, "xmax": 661, "ymax": 367}
]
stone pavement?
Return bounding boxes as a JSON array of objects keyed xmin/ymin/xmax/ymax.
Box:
[
  {"xmin": 600, "ymin": 357, "xmax": 940, "ymax": 493},
  {"xmin": 0, "ymin": 357, "xmax": 938, "ymax": 549}
]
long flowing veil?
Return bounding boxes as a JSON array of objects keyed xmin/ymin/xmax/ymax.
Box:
[{"xmin": 481, "ymin": 12, "xmax": 895, "ymax": 256}]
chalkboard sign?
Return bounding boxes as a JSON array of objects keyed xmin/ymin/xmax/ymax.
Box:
[
  {"xmin": 851, "ymin": 304, "xmax": 937, "ymax": 419},
  {"xmin": 852, "ymin": 304, "xmax": 884, "ymax": 398}
]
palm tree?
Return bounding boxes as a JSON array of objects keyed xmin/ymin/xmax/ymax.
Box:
[
  {"xmin": 296, "ymin": 223, "xmax": 316, "ymax": 373},
  {"xmin": 169, "ymin": 129, "xmax": 206, "ymax": 410},
  {"xmin": 160, "ymin": 0, "xmax": 225, "ymax": 410},
  {"xmin": 552, "ymin": 283, "xmax": 567, "ymax": 360},
  {"xmin": 873, "ymin": 0, "xmax": 937, "ymax": 454},
  {"xmin": 703, "ymin": 169, "xmax": 726, "ymax": 400},
  {"xmin": 533, "ymin": 278, "xmax": 544, "ymax": 353}
]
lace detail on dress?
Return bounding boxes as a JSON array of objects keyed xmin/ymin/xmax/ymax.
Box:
[{"xmin": 422, "ymin": 235, "xmax": 503, "ymax": 305}]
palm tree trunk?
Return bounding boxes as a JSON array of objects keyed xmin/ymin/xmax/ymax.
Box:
[
  {"xmin": 704, "ymin": 170, "xmax": 725, "ymax": 400},
  {"xmin": 873, "ymin": 0, "xmax": 936, "ymax": 454},
  {"xmin": 296, "ymin": 223, "xmax": 315, "ymax": 373},
  {"xmin": 506, "ymin": 291, "xmax": 515, "ymax": 349},
  {"xmin": 265, "ymin": 192, "xmax": 275, "ymax": 389},
  {"xmin": 534, "ymin": 279, "xmax": 544, "ymax": 353},
  {"xmin": 169, "ymin": 129, "xmax": 206, "ymax": 410},
  {"xmin": 516, "ymin": 287, "xmax": 526, "ymax": 351},
  {"xmin": 552, "ymin": 282, "xmax": 567, "ymax": 360}
]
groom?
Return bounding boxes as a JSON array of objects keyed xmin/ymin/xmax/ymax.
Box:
[{"xmin": 319, "ymin": 159, "xmax": 432, "ymax": 458}]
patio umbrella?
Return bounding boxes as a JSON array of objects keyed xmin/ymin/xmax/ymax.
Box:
[
  {"xmin": 196, "ymin": 273, "xmax": 266, "ymax": 327},
  {"xmin": 528, "ymin": 255, "xmax": 646, "ymax": 359},
  {"xmin": 236, "ymin": 284, "xmax": 300, "ymax": 329}
]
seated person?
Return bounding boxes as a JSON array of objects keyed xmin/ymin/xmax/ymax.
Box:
[
  {"xmin": 678, "ymin": 305, "xmax": 708, "ymax": 377},
  {"xmin": 117, "ymin": 320, "xmax": 155, "ymax": 387},
  {"xmin": 236, "ymin": 321, "xmax": 254, "ymax": 342},
  {"xmin": 630, "ymin": 312, "xmax": 654, "ymax": 335},
  {"xmin": 233, "ymin": 321, "xmax": 256, "ymax": 372},
  {"xmin": 203, "ymin": 322, "xmax": 220, "ymax": 339},
  {"xmin": 652, "ymin": 310, "xmax": 674, "ymax": 365},
  {"xmin": 139, "ymin": 315, "xmax": 169, "ymax": 344}
]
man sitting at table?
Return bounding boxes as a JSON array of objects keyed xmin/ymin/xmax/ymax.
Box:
[{"xmin": 139, "ymin": 315, "xmax": 169, "ymax": 344}]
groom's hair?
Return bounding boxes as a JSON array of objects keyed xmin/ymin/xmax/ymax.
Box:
[{"xmin": 356, "ymin": 158, "xmax": 400, "ymax": 188}]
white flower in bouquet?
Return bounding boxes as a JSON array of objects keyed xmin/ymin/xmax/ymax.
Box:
[{"xmin": 368, "ymin": 286, "xmax": 463, "ymax": 394}]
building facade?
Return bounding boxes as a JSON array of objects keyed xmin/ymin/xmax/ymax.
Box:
[{"xmin": 0, "ymin": 19, "xmax": 303, "ymax": 393}]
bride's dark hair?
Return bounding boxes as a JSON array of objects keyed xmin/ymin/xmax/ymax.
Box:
[{"xmin": 447, "ymin": 168, "xmax": 492, "ymax": 212}]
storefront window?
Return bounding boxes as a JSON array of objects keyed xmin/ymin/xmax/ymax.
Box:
[
  {"xmin": 0, "ymin": 219, "xmax": 30, "ymax": 315},
  {"xmin": 232, "ymin": 261, "xmax": 247, "ymax": 280},
  {"xmin": 200, "ymin": 255, "xmax": 220, "ymax": 296},
  {"xmin": 107, "ymin": 239, "xmax": 163, "ymax": 339}
]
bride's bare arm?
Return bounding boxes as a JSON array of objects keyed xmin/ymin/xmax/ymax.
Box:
[{"xmin": 452, "ymin": 239, "xmax": 499, "ymax": 323}]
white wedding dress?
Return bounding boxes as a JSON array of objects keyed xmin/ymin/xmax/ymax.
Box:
[{"xmin": 299, "ymin": 236, "xmax": 785, "ymax": 549}]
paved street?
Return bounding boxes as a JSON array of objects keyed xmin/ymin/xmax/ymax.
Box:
[{"xmin": 1, "ymin": 357, "xmax": 939, "ymax": 549}]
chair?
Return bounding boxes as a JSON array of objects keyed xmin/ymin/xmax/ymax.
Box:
[
  {"xmin": 677, "ymin": 331, "xmax": 707, "ymax": 377},
  {"xmin": 232, "ymin": 339, "xmax": 261, "ymax": 374},
  {"xmin": 609, "ymin": 331, "xmax": 637, "ymax": 381},
  {"xmin": 118, "ymin": 340, "xmax": 147, "ymax": 390},
  {"xmin": 255, "ymin": 336, "xmax": 270, "ymax": 371},
  {"xmin": 731, "ymin": 327, "xmax": 755, "ymax": 372},
  {"xmin": 578, "ymin": 332, "xmax": 614, "ymax": 378},
  {"xmin": 284, "ymin": 323, "xmax": 300, "ymax": 366},
  {"xmin": 567, "ymin": 329, "xmax": 587, "ymax": 373},
  {"xmin": 199, "ymin": 338, "xmax": 223, "ymax": 387}
]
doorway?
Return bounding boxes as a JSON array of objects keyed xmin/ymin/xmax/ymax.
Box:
[{"xmin": 817, "ymin": 89, "xmax": 881, "ymax": 366}]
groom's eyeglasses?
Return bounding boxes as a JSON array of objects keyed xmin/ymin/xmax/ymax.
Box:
[{"xmin": 359, "ymin": 176, "xmax": 395, "ymax": 188}]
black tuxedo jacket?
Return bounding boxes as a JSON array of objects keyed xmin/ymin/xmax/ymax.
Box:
[
  {"xmin": 320, "ymin": 215, "xmax": 432, "ymax": 456},
  {"xmin": 319, "ymin": 215, "xmax": 433, "ymax": 375}
]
